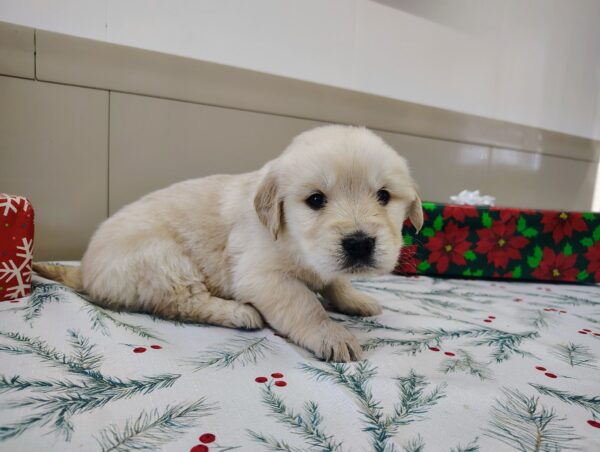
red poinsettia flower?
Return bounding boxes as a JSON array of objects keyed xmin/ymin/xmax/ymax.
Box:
[
  {"xmin": 425, "ymin": 222, "xmax": 471, "ymax": 273},
  {"xmin": 489, "ymin": 207, "xmax": 534, "ymax": 224},
  {"xmin": 584, "ymin": 242, "xmax": 600, "ymax": 281},
  {"xmin": 475, "ymin": 220, "xmax": 529, "ymax": 269},
  {"xmin": 541, "ymin": 211, "xmax": 588, "ymax": 244},
  {"xmin": 532, "ymin": 248, "xmax": 578, "ymax": 281},
  {"xmin": 442, "ymin": 205, "xmax": 478, "ymax": 222},
  {"xmin": 396, "ymin": 244, "xmax": 418, "ymax": 274}
]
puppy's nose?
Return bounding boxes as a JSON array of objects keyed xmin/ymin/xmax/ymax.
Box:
[{"xmin": 342, "ymin": 232, "xmax": 376, "ymax": 262}]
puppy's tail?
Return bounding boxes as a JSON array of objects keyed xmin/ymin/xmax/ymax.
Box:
[{"xmin": 32, "ymin": 262, "xmax": 83, "ymax": 291}]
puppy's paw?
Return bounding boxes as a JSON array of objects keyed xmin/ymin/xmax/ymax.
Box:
[
  {"xmin": 311, "ymin": 321, "xmax": 362, "ymax": 362},
  {"xmin": 231, "ymin": 304, "xmax": 265, "ymax": 330},
  {"xmin": 333, "ymin": 290, "xmax": 382, "ymax": 317}
]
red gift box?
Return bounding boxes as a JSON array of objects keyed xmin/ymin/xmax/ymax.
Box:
[{"xmin": 0, "ymin": 194, "xmax": 34, "ymax": 301}]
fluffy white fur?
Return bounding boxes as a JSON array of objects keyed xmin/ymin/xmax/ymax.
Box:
[{"xmin": 34, "ymin": 125, "xmax": 422, "ymax": 362}]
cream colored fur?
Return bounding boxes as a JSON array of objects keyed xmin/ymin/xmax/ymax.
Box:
[{"xmin": 35, "ymin": 125, "xmax": 422, "ymax": 362}]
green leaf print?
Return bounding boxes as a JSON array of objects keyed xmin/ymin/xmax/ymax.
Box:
[
  {"xmin": 464, "ymin": 250, "xmax": 476, "ymax": 261},
  {"xmin": 527, "ymin": 246, "xmax": 543, "ymax": 269},
  {"xmin": 403, "ymin": 234, "xmax": 414, "ymax": 246},
  {"xmin": 564, "ymin": 243, "xmax": 573, "ymax": 256},
  {"xmin": 433, "ymin": 215, "xmax": 444, "ymax": 231},
  {"xmin": 580, "ymin": 237, "xmax": 594, "ymax": 247},
  {"xmin": 516, "ymin": 217, "xmax": 526, "ymax": 232},
  {"xmin": 522, "ymin": 228, "xmax": 538, "ymax": 238},
  {"xmin": 481, "ymin": 212, "xmax": 492, "ymax": 228},
  {"xmin": 422, "ymin": 202, "xmax": 436, "ymax": 211},
  {"xmin": 594, "ymin": 225, "xmax": 600, "ymax": 241},
  {"xmin": 577, "ymin": 271, "xmax": 589, "ymax": 281},
  {"xmin": 583, "ymin": 212, "xmax": 595, "ymax": 220},
  {"xmin": 422, "ymin": 227, "xmax": 435, "ymax": 238},
  {"xmin": 417, "ymin": 261, "xmax": 431, "ymax": 271},
  {"xmin": 512, "ymin": 265, "xmax": 522, "ymax": 278}
]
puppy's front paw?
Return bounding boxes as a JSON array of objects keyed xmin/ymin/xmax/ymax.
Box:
[
  {"xmin": 310, "ymin": 321, "xmax": 362, "ymax": 362},
  {"xmin": 231, "ymin": 304, "xmax": 265, "ymax": 330},
  {"xmin": 333, "ymin": 290, "xmax": 382, "ymax": 317}
]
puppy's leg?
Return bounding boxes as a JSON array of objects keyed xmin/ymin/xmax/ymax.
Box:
[
  {"xmin": 238, "ymin": 274, "xmax": 361, "ymax": 362},
  {"xmin": 151, "ymin": 282, "xmax": 264, "ymax": 329},
  {"xmin": 321, "ymin": 278, "xmax": 382, "ymax": 317}
]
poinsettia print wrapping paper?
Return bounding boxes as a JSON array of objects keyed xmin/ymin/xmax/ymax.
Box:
[
  {"xmin": 396, "ymin": 203, "xmax": 600, "ymax": 284},
  {"xmin": 0, "ymin": 194, "xmax": 34, "ymax": 301},
  {"xmin": 1, "ymin": 271, "xmax": 599, "ymax": 451}
]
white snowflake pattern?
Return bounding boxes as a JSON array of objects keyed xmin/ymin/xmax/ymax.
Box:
[
  {"xmin": 0, "ymin": 194, "xmax": 30, "ymax": 216},
  {"xmin": 0, "ymin": 237, "xmax": 33, "ymax": 299}
]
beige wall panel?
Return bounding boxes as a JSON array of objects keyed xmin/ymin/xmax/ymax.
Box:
[
  {"xmin": 109, "ymin": 92, "xmax": 324, "ymax": 213},
  {"xmin": 0, "ymin": 22, "xmax": 34, "ymax": 78},
  {"xmin": 36, "ymin": 29, "xmax": 598, "ymax": 162},
  {"xmin": 486, "ymin": 148, "xmax": 596, "ymax": 211},
  {"xmin": 379, "ymin": 131, "xmax": 491, "ymax": 204},
  {"xmin": 0, "ymin": 76, "xmax": 108, "ymax": 260}
]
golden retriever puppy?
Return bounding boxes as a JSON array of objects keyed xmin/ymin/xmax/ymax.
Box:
[{"xmin": 34, "ymin": 125, "xmax": 422, "ymax": 362}]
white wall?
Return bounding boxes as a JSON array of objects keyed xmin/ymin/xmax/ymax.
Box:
[{"xmin": 1, "ymin": 0, "xmax": 599, "ymax": 139}]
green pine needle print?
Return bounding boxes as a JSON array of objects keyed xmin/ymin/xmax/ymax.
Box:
[
  {"xmin": 362, "ymin": 327, "xmax": 537, "ymax": 362},
  {"xmin": 333, "ymin": 315, "xmax": 407, "ymax": 332},
  {"xmin": 185, "ymin": 335, "xmax": 277, "ymax": 371},
  {"xmin": 81, "ymin": 301, "xmax": 163, "ymax": 341},
  {"xmin": 96, "ymin": 398, "xmax": 217, "ymax": 452},
  {"xmin": 255, "ymin": 383, "xmax": 342, "ymax": 451},
  {"xmin": 449, "ymin": 438, "xmax": 480, "ymax": 452},
  {"xmin": 0, "ymin": 330, "xmax": 180, "ymax": 441},
  {"xmin": 527, "ymin": 309, "xmax": 555, "ymax": 329},
  {"xmin": 18, "ymin": 281, "xmax": 68, "ymax": 322},
  {"xmin": 485, "ymin": 388, "xmax": 580, "ymax": 451},
  {"xmin": 439, "ymin": 350, "xmax": 492, "ymax": 380},
  {"xmin": 530, "ymin": 384, "xmax": 600, "ymax": 417},
  {"xmin": 247, "ymin": 430, "xmax": 305, "ymax": 452},
  {"xmin": 300, "ymin": 361, "xmax": 445, "ymax": 452},
  {"xmin": 551, "ymin": 343, "xmax": 597, "ymax": 368},
  {"xmin": 403, "ymin": 435, "xmax": 425, "ymax": 452}
]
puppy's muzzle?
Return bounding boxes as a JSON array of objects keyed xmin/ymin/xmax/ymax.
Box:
[{"xmin": 341, "ymin": 231, "xmax": 376, "ymax": 269}]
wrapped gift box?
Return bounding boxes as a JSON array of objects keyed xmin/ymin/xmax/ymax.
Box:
[
  {"xmin": 0, "ymin": 194, "xmax": 34, "ymax": 301},
  {"xmin": 395, "ymin": 202, "xmax": 600, "ymax": 284}
]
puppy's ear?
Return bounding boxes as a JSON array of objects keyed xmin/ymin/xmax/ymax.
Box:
[
  {"xmin": 408, "ymin": 192, "xmax": 423, "ymax": 233},
  {"xmin": 254, "ymin": 171, "xmax": 284, "ymax": 240}
]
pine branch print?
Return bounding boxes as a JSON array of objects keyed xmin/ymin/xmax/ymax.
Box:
[
  {"xmin": 300, "ymin": 362, "xmax": 445, "ymax": 452},
  {"xmin": 185, "ymin": 335, "xmax": 276, "ymax": 371},
  {"xmin": 386, "ymin": 370, "xmax": 447, "ymax": 427},
  {"xmin": 332, "ymin": 316, "xmax": 406, "ymax": 332},
  {"xmin": 96, "ymin": 398, "xmax": 216, "ymax": 451},
  {"xmin": 439, "ymin": 350, "xmax": 493, "ymax": 380},
  {"xmin": 259, "ymin": 383, "xmax": 343, "ymax": 451},
  {"xmin": 526, "ymin": 309, "xmax": 555, "ymax": 329},
  {"xmin": 551, "ymin": 342, "xmax": 597, "ymax": 368},
  {"xmin": 81, "ymin": 302, "xmax": 162, "ymax": 340},
  {"xmin": 449, "ymin": 438, "xmax": 479, "ymax": 452},
  {"xmin": 361, "ymin": 327, "xmax": 537, "ymax": 362},
  {"xmin": 402, "ymin": 435, "xmax": 425, "ymax": 452},
  {"xmin": 18, "ymin": 281, "xmax": 68, "ymax": 322},
  {"xmin": 484, "ymin": 388, "xmax": 580, "ymax": 451},
  {"xmin": 0, "ymin": 330, "xmax": 181, "ymax": 440},
  {"xmin": 530, "ymin": 384, "xmax": 600, "ymax": 417},
  {"xmin": 247, "ymin": 430, "xmax": 306, "ymax": 452}
]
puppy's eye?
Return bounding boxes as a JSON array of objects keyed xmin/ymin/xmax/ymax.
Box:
[
  {"xmin": 377, "ymin": 189, "xmax": 391, "ymax": 206},
  {"xmin": 306, "ymin": 192, "xmax": 327, "ymax": 210}
]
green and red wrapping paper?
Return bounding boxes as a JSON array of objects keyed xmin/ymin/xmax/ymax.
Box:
[
  {"xmin": 0, "ymin": 194, "xmax": 34, "ymax": 301},
  {"xmin": 396, "ymin": 202, "xmax": 600, "ymax": 284}
]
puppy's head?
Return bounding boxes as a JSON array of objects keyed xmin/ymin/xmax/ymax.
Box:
[{"xmin": 254, "ymin": 125, "xmax": 422, "ymax": 280}]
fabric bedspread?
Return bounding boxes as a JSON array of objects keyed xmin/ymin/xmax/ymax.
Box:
[{"xmin": 0, "ymin": 272, "xmax": 599, "ymax": 451}]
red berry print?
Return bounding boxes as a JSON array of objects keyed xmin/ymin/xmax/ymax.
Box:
[
  {"xmin": 488, "ymin": 315, "xmax": 496, "ymax": 319},
  {"xmin": 594, "ymin": 333, "xmax": 600, "ymax": 337},
  {"xmin": 559, "ymin": 310, "xmax": 567, "ymax": 314},
  {"xmin": 429, "ymin": 347, "xmax": 440, "ymax": 352},
  {"xmin": 535, "ymin": 366, "xmax": 547, "ymax": 371},
  {"xmin": 199, "ymin": 433, "xmax": 216, "ymax": 443},
  {"xmin": 444, "ymin": 352, "xmax": 455, "ymax": 357},
  {"xmin": 271, "ymin": 372, "xmax": 284, "ymax": 378},
  {"xmin": 274, "ymin": 380, "xmax": 287, "ymax": 387},
  {"xmin": 133, "ymin": 347, "xmax": 146, "ymax": 353},
  {"xmin": 9, "ymin": 300, "xmax": 20, "ymax": 303},
  {"xmin": 578, "ymin": 331, "xmax": 588, "ymax": 335},
  {"xmin": 190, "ymin": 445, "xmax": 209, "ymax": 452},
  {"xmin": 150, "ymin": 345, "xmax": 162, "ymax": 349},
  {"xmin": 587, "ymin": 420, "xmax": 600, "ymax": 428},
  {"xmin": 255, "ymin": 376, "xmax": 268, "ymax": 383},
  {"xmin": 544, "ymin": 372, "xmax": 557, "ymax": 379},
  {"xmin": 513, "ymin": 298, "xmax": 522, "ymax": 302},
  {"xmin": 484, "ymin": 319, "xmax": 492, "ymax": 323},
  {"xmin": 582, "ymin": 329, "xmax": 591, "ymax": 333}
]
